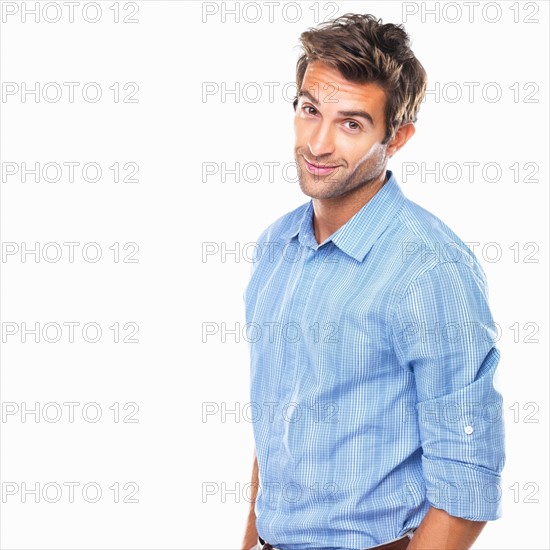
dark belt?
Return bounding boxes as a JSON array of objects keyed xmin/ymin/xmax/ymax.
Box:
[{"xmin": 258, "ymin": 531, "xmax": 413, "ymax": 550}]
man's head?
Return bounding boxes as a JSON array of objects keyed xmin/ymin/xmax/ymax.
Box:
[
  {"xmin": 292, "ymin": 13, "xmax": 427, "ymax": 200},
  {"xmin": 294, "ymin": 13, "xmax": 427, "ymax": 145}
]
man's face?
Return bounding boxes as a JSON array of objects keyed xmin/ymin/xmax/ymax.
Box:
[{"xmin": 294, "ymin": 61, "xmax": 390, "ymax": 200}]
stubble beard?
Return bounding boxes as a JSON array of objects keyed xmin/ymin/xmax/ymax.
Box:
[{"xmin": 295, "ymin": 151, "xmax": 387, "ymax": 201}]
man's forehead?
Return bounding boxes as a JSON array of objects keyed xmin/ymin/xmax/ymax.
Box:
[{"xmin": 300, "ymin": 61, "xmax": 386, "ymax": 111}]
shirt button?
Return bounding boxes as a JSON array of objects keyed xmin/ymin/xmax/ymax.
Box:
[{"xmin": 464, "ymin": 425, "xmax": 474, "ymax": 435}]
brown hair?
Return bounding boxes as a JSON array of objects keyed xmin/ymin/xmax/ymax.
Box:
[{"xmin": 294, "ymin": 13, "xmax": 427, "ymax": 143}]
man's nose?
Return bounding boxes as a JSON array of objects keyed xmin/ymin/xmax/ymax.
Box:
[{"xmin": 308, "ymin": 123, "xmax": 335, "ymax": 158}]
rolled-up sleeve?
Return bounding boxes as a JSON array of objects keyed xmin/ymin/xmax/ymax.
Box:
[{"xmin": 391, "ymin": 259, "xmax": 506, "ymax": 521}]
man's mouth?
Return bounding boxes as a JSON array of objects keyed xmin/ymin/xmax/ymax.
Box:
[{"xmin": 303, "ymin": 156, "xmax": 341, "ymax": 176}]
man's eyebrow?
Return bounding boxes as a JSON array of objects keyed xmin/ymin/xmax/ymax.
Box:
[{"xmin": 297, "ymin": 89, "xmax": 375, "ymax": 127}]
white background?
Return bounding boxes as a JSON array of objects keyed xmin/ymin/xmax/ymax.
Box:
[{"xmin": 0, "ymin": 1, "xmax": 548, "ymax": 549}]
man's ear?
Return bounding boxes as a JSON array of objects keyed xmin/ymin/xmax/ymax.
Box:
[
  {"xmin": 293, "ymin": 97, "xmax": 298, "ymax": 111},
  {"xmin": 386, "ymin": 122, "xmax": 416, "ymax": 158}
]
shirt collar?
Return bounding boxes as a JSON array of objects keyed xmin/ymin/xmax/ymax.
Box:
[{"xmin": 283, "ymin": 170, "xmax": 405, "ymax": 263}]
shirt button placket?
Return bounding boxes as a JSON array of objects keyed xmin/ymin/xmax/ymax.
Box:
[{"xmin": 273, "ymin": 247, "xmax": 321, "ymax": 463}]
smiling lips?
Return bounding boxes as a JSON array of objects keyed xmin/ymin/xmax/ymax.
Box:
[{"xmin": 303, "ymin": 156, "xmax": 341, "ymax": 176}]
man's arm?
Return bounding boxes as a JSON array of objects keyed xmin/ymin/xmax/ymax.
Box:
[
  {"xmin": 391, "ymin": 259, "xmax": 505, "ymax": 540},
  {"xmin": 408, "ymin": 506, "xmax": 486, "ymax": 550},
  {"xmin": 241, "ymin": 450, "xmax": 259, "ymax": 550}
]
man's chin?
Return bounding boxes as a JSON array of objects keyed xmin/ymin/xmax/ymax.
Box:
[
  {"xmin": 298, "ymin": 179, "xmax": 349, "ymax": 200},
  {"xmin": 299, "ymin": 188, "xmax": 343, "ymax": 200}
]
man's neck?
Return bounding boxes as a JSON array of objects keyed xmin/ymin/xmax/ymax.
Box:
[{"xmin": 312, "ymin": 171, "xmax": 389, "ymax": 244}]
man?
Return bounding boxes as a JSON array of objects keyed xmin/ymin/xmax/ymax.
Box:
[{"xmin": 241, "ymin": 13, "xmax": 505, "ymax": 550}]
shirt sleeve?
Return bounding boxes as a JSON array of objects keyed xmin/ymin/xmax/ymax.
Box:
[{"xmin": 390, "ymin": 259, "xmax": 506, "ymax": 521}]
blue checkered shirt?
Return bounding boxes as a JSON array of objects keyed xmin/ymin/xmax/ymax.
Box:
[{"xmin": 244, "ymin": 170, "xmax": 505, "ymax": 550}]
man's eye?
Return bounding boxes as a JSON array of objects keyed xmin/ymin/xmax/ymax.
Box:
[
  {"xmin": 302, "ymin": 105, "xmax": 317, "ymax": 115},
  {"xmin": 345, "ymin": 120, "xmax": 361, "ymax": 131}
]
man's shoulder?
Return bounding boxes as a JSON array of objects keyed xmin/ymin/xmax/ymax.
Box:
[
  {"xmin": 389, "ymin": 195, "xmax": 487, "ymax": 288},
  {"xmin": 396, "ymin": 197, "xmax": 476, "ymax": 259},
  {"xmin": 254, "ymin": 200, "xmax": 310, "ymax": 244}
]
